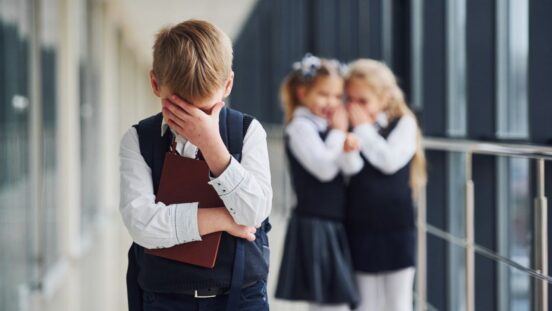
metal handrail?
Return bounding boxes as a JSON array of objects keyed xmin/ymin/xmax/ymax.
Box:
[
  {"xmin": 416, "ymin": 137, "xmax": 549, "ymax": 311},
  {"xmin": 424, "ymin": 137, "xmax": 552, "ymax": 160}
]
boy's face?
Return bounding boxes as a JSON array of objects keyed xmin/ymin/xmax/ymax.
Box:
[
  {"xmin": 149, "ymin": 71, "xmax": 234, "ymax": 114},
  {"xmin": 159, "ymin": 85, "xmax": 224, "ymax": 113}
]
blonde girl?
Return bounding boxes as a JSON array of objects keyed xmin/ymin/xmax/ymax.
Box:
[{"xmin": 344, "ymin": 59, "xmax": 426, "ymax": 311}]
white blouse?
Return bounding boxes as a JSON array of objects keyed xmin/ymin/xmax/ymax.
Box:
[
  {"xmin": 352, "ymin": 113, "xmax": 418, "ymax": 175},
  {"xmin": 285, "ymin": 107, "xmax": 363, "ymax": 181}
]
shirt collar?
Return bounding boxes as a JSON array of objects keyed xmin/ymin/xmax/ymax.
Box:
[
  {"xmin": 161, "ymin": 117, "xmax": 191, "ymax": 149},
  {"xmin": 161, "ymin": 117, "xmax": 170, "ymax": 136},
  {"xmin": 375, "ymin": 112, "xmax": 388, "ymax": 128},
  {"xmin": 293, "ymin": 106, "xmax": 328, "ymax": 132}
]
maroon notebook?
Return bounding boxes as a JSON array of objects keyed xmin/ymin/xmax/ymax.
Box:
[{"xmin": 144, "ymin": 151, "xmax": 223, "ymax": 268}]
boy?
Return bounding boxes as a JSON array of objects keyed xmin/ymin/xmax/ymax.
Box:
[{"xmin": 119, "ymin": 20, "xmax": 272, "ymax": 310}]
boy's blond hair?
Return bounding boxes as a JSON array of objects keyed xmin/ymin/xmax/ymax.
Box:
[{"xmin": 152, "ymin": 19, "xmax": 233, "ymax": 102}]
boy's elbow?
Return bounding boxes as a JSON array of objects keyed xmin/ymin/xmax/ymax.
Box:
[
  {"xmin": 233, "ymin": 196, "xmax": 271, "ymax": 227},
  {"xmin": 232, "ymin": 213, "xmax": 258, "ymax": 227},
  {"xmin": 127, "ymin": 229, "xmax": 155, "ymax": 249},
  {"xmin": 129, "ymin": 230, "xmax": 175, "ymax": 250},
  {"xmin": 121, "ymin": 213, "xmax": 170, "ymax": 249}
]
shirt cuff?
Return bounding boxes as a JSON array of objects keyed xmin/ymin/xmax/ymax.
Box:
[
  {"xmin": 208, "ymin": 157, "xmax": 246, "ymax": 198},
  {"xmin": 342, "ymin": 150, "xmax": 362, "ymax": 162},
  {"xmin": 174, "ymin": 202, "xmax": 202, "ymax": 243},
  {"xmin": 326, "ymin": 129, "xmax": 347, "ymax": 149},
  {"xmin": 340, "ymin": 150, "xmax": 364, "ymax": 173},
  {"xmin": 354, "ymin": 123, "xmax": 378, "ymax": 141}
]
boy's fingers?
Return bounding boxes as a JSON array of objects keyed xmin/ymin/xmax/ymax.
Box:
[
  {"xmin": 170, "ymin": 95, "xmax": 200, "ymax": 117},
  {"xmin": 210, "ymin": 101, "xmax": 225, "ymax": 117},
  {"xmin": 166, "ymin": 117, "xmax": 185, "ymax": 134},
  {"xmin": 163, "ymin": 106, "xmax": 188, "ymax": 126},
  {"xmin": 165, "ymin": 101, "xmax": 192, "ymax": 122},
  {"xmin": 246, "ymin": 233, "xmax": 256, "ymax": 241}
]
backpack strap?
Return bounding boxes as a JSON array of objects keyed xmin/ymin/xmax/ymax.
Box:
[
  {"xmin": 223, "ymin": 107, "xmax": 253, "ymax": 162},
  {"xmin": 222, "ymin": 107, "xmax": 243, "ymax": 161},
  {"xmin": 220, "ymin": 108, "xmax": 255, "ymax": 311}
]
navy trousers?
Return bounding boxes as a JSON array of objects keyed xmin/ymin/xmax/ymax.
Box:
[{"xmin": 142, "ymin": 280, "xmax": 269, "ymax": 311}]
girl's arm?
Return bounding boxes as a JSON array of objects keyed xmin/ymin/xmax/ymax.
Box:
[
  {"xmin": 338, "ymin": 151, "xmax": 364, "ymax": 176},
  {"xmin": 353, "ymin": 115, "xmax": 417, "ymax": 174},
  {"xmin": 287, "ymin": 118, "xmax": 347, "ymax": 181},
  {"xmin": 337, "ymin": 133, "xmax": 364, "ymax": 176}
]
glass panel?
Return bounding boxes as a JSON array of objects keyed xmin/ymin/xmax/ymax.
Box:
[
  {"xmin": 497, "ymin": 261, "xmax": 532, "ymax": 311},
  {"xmin": 78, "ymin": 0, "xmax": 100, "ymax": 234},
  {"xmin": 40, "ymin": 0, "xmax": 60, "ymax": 273},
  {"xmin": 447, "ymin": 152, "xmax": 466, "ymax": 310},
  {"xmin": 381, "ymin": 0, "xmax": 393, "ymax": 65},
  {"xmin": 0, "ymin": 0, "xmax": 33, "ymax": 309},
  {"xmin": 496, "ymin": 0, "xmax": 529, "ymax": 138},
  {"xmin": 448, "ymin": 244, "xmax": 466, "ymax": 311},
  {"xmin": 448, "ymin": 152, "xmax": 466, "ymax": 237},
  {"xmin": 410, "ymin": 0, "xmax": 423, "ymax": 110},
  {"xmin": 446, "ymin": 0, "xmax": 467, "ymax": 137},
  {"xmin": 497, "ymin": 157, "xmax": 531, "ymax": 310}
]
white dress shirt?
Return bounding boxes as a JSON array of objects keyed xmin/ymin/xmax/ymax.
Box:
[
  {"xmin": 119, "ymin": 116, "xmax": 272, "ymax": 249},
  {"xmin": 352, "ymin": 113, "xmax": 417, "ymax": 175},
  {"xmin": 286, "ymin": 107, "xmax": 363, "ymax": 181}
]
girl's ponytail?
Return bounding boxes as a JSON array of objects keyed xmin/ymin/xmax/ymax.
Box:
[{"xmin": 281, "ymin": 73, "xmax": 302, "ymax": 123}]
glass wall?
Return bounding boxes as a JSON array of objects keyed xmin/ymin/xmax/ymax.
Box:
[
  {"xmin": 410, "ymin": 0, "xmax": 423, "ymax": 111},
  {"xmin": 0, "ymin": 0, "xmax": 154, "ymax": 308},
  {"xmin": 0, "ymin": 0, "xmax": 33, "ymax": 309},
  {"xmin": 446, "ymin": 0, "xmax": 467, "ymax": 137},
  {"xmin": 447, "ymin": 152, "xmax": 467, "ymax": 311},
  {"xmin": 497, "ymin": 157, "xmax": 532, "ymax": 311},
  {"xmin": 40, "ymin": 0, "xmax": 60, "ymax": 274},
  {"xmin": 496, "ymin": 0, "xmax": 529, "ymax": 139},
  {"xmin": 78, "ymin": 0, "xmax": 101, "ymax": 235}
]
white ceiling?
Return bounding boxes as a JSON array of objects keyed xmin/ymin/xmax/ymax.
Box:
[{"xmin": 116, "ymin": 0, "xmax": 258, "ymax": 65}]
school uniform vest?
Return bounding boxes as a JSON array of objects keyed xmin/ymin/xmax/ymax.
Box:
[
  {"xmin": 130, "ymin": 108, "xmax": 270, "ymax": 293},
  {"xmin": 346, "ymin": 117, "xmax": 416, "ymax": 272},
  {"xmin": 285, "ymin": 129, "xmax": 347, "ymax": 221}
]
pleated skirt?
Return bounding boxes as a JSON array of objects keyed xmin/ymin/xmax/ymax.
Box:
[{"xmin": 275, "ymin": 214, "xmax": 360, "ymax": 308}]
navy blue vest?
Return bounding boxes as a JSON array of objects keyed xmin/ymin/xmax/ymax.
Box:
[
  {"xmin": 129, "ymin": 108, "xmax": 270, "ymax": 294},
  {"xmin": 346, "ymin": 117, "xmax": 415, "ymax": 232},
  {"xmin": 345, "ymin": 118, "xmax": 416, "ymax": 272},
  {"xmin": 285, "ymin": 128, "xmax": 347, "ymax": 221}
]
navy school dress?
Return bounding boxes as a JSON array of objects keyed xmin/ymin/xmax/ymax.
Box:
[
  {"xmin": 275, "ymin": 126, "xmax": 360, "ymax": 309},
  {"xmin": 346, "ymin": 117, "xmax": 416, "ymax": 274},
  {"xmin": 126, "ymin": 108, "xmax": 271, "ymax": 311}
]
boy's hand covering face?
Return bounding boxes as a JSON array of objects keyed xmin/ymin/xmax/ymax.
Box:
[{"xmin": 162, "ymin": 95, "xmax": 224, "ymax": 150}]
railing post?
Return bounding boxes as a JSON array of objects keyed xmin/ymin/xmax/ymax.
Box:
[
  {"xmin": 416, "ymin": 186, "xmax": 427, "ymax": 311},
  {"xmin": 534, "ymin": 159, "xmax": 548, "ymax": 311},
  {"xmin": 465, "ymin": 152, "xmax": 475, "ymax": 311}
]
